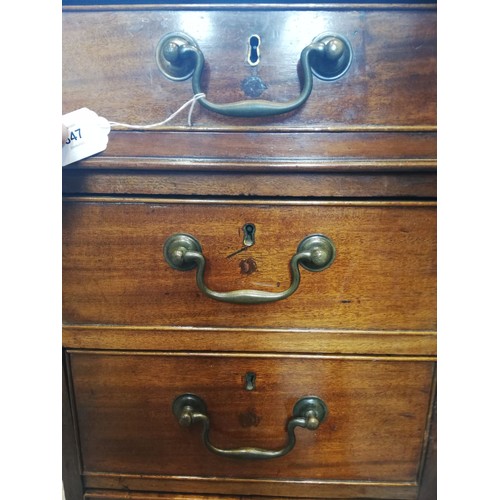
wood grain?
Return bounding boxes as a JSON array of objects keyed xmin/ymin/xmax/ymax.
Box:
[
  {"xmin": 84, "ymin": 492, "xmax": 241, "ymax": 500},
  {"xmin": 69, "ymin": 350, "xmax": 434, "ymax": 483},
  {"xmin": 62, "ymin": 131, "xmax": 437, "ymax": 171},
  {"xmin": 417, "ymin": 394, "xmax": 436, "ymax": 500},
  {"xmin": 63, "ymin": 357, "xmax": 84, "ymax": 500},
  {"xmin": 62, "ymin": 170, "xmax": 436, "ymax": 198},
  {"xmin": 83, "ymin": 487, "xmax": 415, "ymax": 500},
  {"xmin": 62, "ymin": 199, "xmax": 436, "ymax": 330},
  {"xmin": 62, "ymin": 4, "xmax": 436, "ymax": 499},
  {"xmin": 62, "ymin": 325, "xmax": 436, "ymax": 356},
  {"xmin": 84, "ymin": 475, "xmax": 418, "ymax": 499},
  {"xmin": 84, "ymin": 479, "xmax": 418, "ymax": 500},
  {"xmin": 62, "ymin": 8, "xmax": 436, "ymax": 130}
]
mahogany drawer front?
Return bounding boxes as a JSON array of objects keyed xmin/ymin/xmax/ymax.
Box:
[
  {"xmin": 62, "ymin": 4, "xmax": 437, "ymax": 500},
  {"xmin": 62, "ymin": 6, "xmax": 436, "ymax": 132},
  {"xmin": 69, "ymin": 350, "xmax": 434, "ymax": 491},
  {"xmin": 63, "ymin": 198, "xmax": 436, "ymax": 331}
]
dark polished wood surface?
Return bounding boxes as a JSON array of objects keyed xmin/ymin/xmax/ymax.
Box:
[
  {"xmin": 70, "ymin": 350, "xmax": 434, "ymax": 478},
  {"xmin": 62, "ymin": 169, "xmax": 436, "ymax": 198},
  {"xmin": 63, "ymin": 359, "xmax": 85, "ymax": 500},
  {"xmin": 62, "ymin": 8, "xmax": 436, "ymax": 131},
  {"xmin": 63, "ymin": 3, "xmax": 436, "ymax": 500}
]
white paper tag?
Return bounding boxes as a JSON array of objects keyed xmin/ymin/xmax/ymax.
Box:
[{"xmin": 62, "ymin": 108, "xmax": 111, "ymax": 166}]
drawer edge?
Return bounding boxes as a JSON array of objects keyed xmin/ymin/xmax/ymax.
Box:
[
  {"xmin": 64, "ymin": 3, "xmax": 437, "ymax": 13},
  {"xmin": 63, "ymin": 326, "xmax": 437, "ymax": 356},
  {"xmin": 83, "ymin": 474, "xmax": 418, "ymax": 499}
]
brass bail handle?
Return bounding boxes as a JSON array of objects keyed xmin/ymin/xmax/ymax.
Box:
[
  {"xmin": 155, "ymin": 32, "xmax": 352, "ymax": 117},
  {"xmin": 163, "ymin": 233, "xmax": 336, "ymax": 304},
  {"xmin": 172, "ymin": 394, "xmax": 328, "ymax": 460}
]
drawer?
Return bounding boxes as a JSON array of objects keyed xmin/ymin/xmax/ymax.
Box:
[
  {"xmin": 63, "ymin": 198, "xmax": 436, "ymax": 331},
  {"xmin": 62, "ymin": 5, "xmax": 436, "ymax": 174},
  {"xmin": 63, "ymin": 6, "xmax": 436, "ymax": 131},
  {"xmin": 68, "ymin": 350, "xmax": 435, "ymax": 498}
]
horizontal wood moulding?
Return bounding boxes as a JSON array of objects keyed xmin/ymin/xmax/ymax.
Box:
[
  {"xmin": 63, "ymin": 199, "xmax": 436, "ymax": 330},
  {"xmin": 70, "ymin": 157, "xmax": 437, "ymax": 173},
  {"xmin": 67, "ymin": 132, "xmax": 436, "ymax": 170},
  {"xmin": 84, "ymin": 490, "xmax": 262, "ymax": 500},
  {"xmin": 83, "ymin": 476, "xmax": 418, "ymax": 499},
  {"xmin": 63, "ymin": 9, "xmax": 435, "ymax": 130},
  {"xmin": 84, "ymin": 491, "xmax": 243, "ymax": 500},
  {"xmin": 65, "ymin": 4, "xmax": 438, "ymax": 13},
  {"xmin": 83, "ymin": 492, "xmax": 424, "ymax": 500},
  {"xmin": 63, "ymin": 197, "xmax": 436, "ymax": 206},
  {"xmin": 62, "ymin": 170, "xmax": 436, "ymax": 198},
  {"xmin": 83, "ymin": 490, "xmax": 424, "ymax": 500},
  {"xmin": 63, "ymin": 326, "xmax": 437, "ymax": 356},
  {"xmin": 67, "ymin": 349, "xmax": 435, "ymax": 361}
]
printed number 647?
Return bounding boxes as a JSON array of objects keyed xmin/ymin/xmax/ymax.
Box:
[{"xmin": 65, "ymin": 128, "xmax": 82, "ymax": 144}]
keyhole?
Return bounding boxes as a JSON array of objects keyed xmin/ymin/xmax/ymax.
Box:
[
  {"xmin": 244, "ymin": 372, "xmax": 256, "ymax": 391},
  {"xmin": 243, "ymin": 223, "xmax": 256, "ymax": 247},
  {"xmin": 247, "ymin": 35, "xmax": 261, "ymax": 66}
]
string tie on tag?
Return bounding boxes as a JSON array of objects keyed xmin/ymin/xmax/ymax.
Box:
[{"xmin": 108, "ymin": 93, "xmax": 205, "ymax": 129}]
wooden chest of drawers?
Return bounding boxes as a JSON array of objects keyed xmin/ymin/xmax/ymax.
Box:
[{"xmin": 62, "ymin": 2, "xmax": 436, "ymax": 499}]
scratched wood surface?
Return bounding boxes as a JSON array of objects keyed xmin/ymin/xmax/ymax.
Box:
[{"xmin": 70, "ymin": 350, "xmax": 434, "ymax": 482}]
